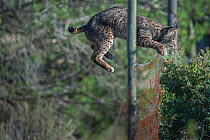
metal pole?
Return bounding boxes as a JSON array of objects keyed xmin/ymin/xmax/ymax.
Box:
[{"xmin": 127, "ymin": 0, "xmax": 137, "ymax": 140}]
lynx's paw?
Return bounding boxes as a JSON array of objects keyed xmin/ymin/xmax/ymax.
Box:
[
  {"xmin": 105, "ymin": 52, "xmax": 114, "ymax": 60},
  {"xmin": 107, "ymin": 67, "xmax": 114, "ymax": 72},
  {"xmin": 157, "ymin": 46, "xmax": 167, "ymax": 56}
]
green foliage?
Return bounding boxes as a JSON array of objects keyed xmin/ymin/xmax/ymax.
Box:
[{"xmin": 159, "ymin": 49, "xmax": 210, "ymax": 139}]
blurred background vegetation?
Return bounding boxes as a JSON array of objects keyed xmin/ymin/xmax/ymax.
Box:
[{"xmin": 0, "ymin": 0, "xmax": 209, "ymax": 139}]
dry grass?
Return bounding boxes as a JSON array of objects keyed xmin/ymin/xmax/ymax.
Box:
[{"xmin": 0, "ymin": 99, "xmax": 76, "ymax": 140}]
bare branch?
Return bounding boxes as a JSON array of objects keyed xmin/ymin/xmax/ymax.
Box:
[
  {"xmin": 0, "ymin": 1, "xmax": 33, "ymax": 14},
  {"xmin": 0, "ymin": 91, "xmax": 114, "ymax": 108},
  {"xmin": 0, "ymin": 92, "xmax": 70, "ymax": 102},
  {"xmin": 61, "ymin": 98, "xmax": 113, "ymax": 108},
  {"xmin": 80, "ymin": 92, "xmax": 114, "ymax": 108}
]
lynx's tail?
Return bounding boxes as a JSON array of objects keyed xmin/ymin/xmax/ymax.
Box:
[{"xmin": 68, "ymin": 25, "xmax": 86, "ymax": 34}]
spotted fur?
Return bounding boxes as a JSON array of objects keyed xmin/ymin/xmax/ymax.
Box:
[{"xmin": 68, "ymin": 7, "xmax": 178, "ymax": 72}]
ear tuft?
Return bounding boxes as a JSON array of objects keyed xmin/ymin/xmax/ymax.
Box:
[{"xmin": 172, "ymin": 22, "xmax": 178, "ymax": 29}]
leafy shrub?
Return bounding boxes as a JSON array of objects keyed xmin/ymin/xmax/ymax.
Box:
[{"xmin": 159, "ymin": 48, "xmax": 210, "ymax": 139}]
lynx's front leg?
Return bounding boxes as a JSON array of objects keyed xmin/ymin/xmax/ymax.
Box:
[{"xmin": 137, "ymin": 38, "xmax": 167, "ymax": 55}]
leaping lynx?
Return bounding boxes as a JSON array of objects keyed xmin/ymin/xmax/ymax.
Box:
[{"xmin": 68, "ymin": 7, "xmax": 178, "ymax": 72}]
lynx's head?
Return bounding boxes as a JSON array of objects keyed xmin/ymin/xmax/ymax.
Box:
[{"xmin": 159, "ymin": 23, "xmax": 178, "ymax": 47}]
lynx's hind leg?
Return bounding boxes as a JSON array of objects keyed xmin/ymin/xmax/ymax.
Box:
[
  {"xmin": 90, "ymin": 44, "xmax": 114, "ymax": 60},
  {"xmin": 91, "ymin": 46, "xmax": 114, "ymax": 72},
  {"xmin": 87, "ymin": 25, "xmax": 114, "ymax": 72},
  {"xmin": 91, "ymin": 39, "xmax": 114, "ymax": 72}
]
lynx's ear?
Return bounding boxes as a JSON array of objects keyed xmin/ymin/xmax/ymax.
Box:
[
  {"xmin": 162, "ymin": 22, "xmax": 178, "ymax": 34},
  {"xmin": 162, "ymin": 26, "xmax": 177, "ymax": 35}
]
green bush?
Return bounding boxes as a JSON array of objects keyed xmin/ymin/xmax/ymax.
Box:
[{"xmin": 159, "ymin": 49, "xmax": 210, "ymax": 139}]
